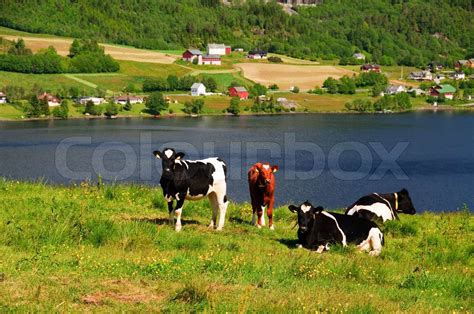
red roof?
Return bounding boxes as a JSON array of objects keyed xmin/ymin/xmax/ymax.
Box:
[{"xmin": 38, "ymin": 93, "xmax": 59, "ymax": 103}]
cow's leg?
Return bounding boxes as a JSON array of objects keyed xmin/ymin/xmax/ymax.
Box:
[
  {"xmin": 167, "ymin": 200, "xmax": 175, "ymax": 225},
  {"xmin": 267, "ymin": 199, "xmax": 275, "ymax": 230},
  {"xmin": 208, "ymin": 192, "xmax": 219, "ymax": 229},
  {"xmin": 368, "ymin": 228, "xmax": 383, "ymax": 256},
  {"xmin": 250, "ymin": 191, "xmax": 258, "ymax": 226},
  {"xmin": 216, "ymin": 192, "xmax": 228, "ymax": 231},
  {"xmin": 258, "ymin": 205, "xmax": 266, "ymax": 227},
  {"xmin": 174, "ymin": 197, "xmax": 185, "ymax": 232}
]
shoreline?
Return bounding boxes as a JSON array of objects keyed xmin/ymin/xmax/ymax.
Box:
[{"xmin": 1, "ymin": 105, "xmax": 473, "ymax": 122}]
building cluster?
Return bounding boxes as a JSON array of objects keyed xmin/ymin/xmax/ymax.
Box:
[{"xmin": 182, "ymin": 43, "xmax": 268, "ymax": 65}]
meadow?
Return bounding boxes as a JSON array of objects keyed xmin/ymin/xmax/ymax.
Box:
[{"xmin": 0, "ymin": 180, "xmax": 472, "ymax": 312}]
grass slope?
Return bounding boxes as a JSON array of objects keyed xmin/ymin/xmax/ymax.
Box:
[{"xmin": 0, "ymin": 180, "xmax": 472, "ymax": 312}]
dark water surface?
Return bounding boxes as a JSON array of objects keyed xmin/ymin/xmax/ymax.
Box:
[{"xmin": 1, "ymin": 112, "xmax": 473, "ymax": 211}]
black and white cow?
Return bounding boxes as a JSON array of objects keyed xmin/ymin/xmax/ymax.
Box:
[
  {"xmin": 289, "ymin": 201, "xmax": 384, "ymax": 256},
  {"xmin": 345, "ymin": 189, "xmax": 416, "ymax": 223},
  {"xmin": 153, "ymin": 148, "xmax": 229, "ymax": 232}
]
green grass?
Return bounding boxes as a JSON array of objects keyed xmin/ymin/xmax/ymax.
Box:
[{"xmin": 0, "ymin": 179, "xmax": 472, "ymax": 311}]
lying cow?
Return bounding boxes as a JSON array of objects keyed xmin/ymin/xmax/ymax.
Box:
[
  {"xmin": 153, "ymin": 148, "xmax": 229, "ymax": 232},
  {"xmin": 345, "ymin": 189, "xmax": 416, "ymax": 223},
  {"xmin": 289, "ymin": 201, "xmax": 384, "ymax": 256},
  {"xmin": 248, "ymin": 162, "xmax": 278, "ymax": 229}
]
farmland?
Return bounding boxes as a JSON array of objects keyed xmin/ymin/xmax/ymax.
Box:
[
  {"xmin": 235, "ymin": 63, "xmax": 357, "ymax": 90},
  {"xmin": 0, "ymin": 180, "xmax": 472, "ymax": 312}
]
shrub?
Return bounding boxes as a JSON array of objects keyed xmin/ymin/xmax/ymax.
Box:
[
  {"xmin": 145, "ymin": 92, "xmax": 168, "ymax": 116},
  {"xmin": 268, "ymin": 56, "xmax": 283, "ymax": 63},
  {"xmin": 104, "ymin": 102, "xmax": 119, "ymax": 118},
  {"xmin": 183, "ymin": 99, "xmax": 204, "ymax": 115},
  {"xmin": 227, "ymin": 97, "xmax": 240, "ymax": 115}
]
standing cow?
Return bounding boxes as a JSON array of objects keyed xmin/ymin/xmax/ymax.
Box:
[
  {"xmin": 153, "ymin": 148, "xmax": 229, "ymax": 232},
  {"xmin": 345, "ymin": 189, "xmax": 416, "ymax": 223},
  {"xmin": 248, "ymin": 162, "xmax": 278, "ymax": 229},
  {"xmin": 289, "ymin": 201, "xmax": 384, "ymax": 256}
]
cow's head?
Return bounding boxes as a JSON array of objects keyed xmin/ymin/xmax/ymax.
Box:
[
  {"xmin": 289, "ymin": 201, "xmax": 324, "ymax": 237},
  {"xmin": 251, "ymin": 163, "xmax": 278, "ymax": 187},
  {"xmin": 397, "ymin": 188, "xmax": 416, "ymax": 215},
  {"xmin": 153, "ymin": 148, "xmax": 185, "ymax": 178}
]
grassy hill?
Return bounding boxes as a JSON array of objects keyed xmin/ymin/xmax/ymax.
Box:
[
  {"xmin": 0, "ymin": 179, "xmax": 472, "ymax": 311},
  {"xmin": 0, "ymin": 1, "xmax": 472, "ymax": 66}
]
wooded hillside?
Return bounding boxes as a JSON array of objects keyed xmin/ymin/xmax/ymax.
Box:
[{"xmin": 0, "ymin": 0, "xmax": 472, "ymax": 66}]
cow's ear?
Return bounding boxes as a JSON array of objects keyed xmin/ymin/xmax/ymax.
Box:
[
  {"xmin": 288, "ymin": 205, "xmax": 298, "ymax": 213},
  {"xmin": 153, "ymin": 151, "xmax": 162, "ymax": 159},
  {"xmin": 272, "ymin": 165, "xmax": 279, "ymax": 173},
  {"xmin": 175, "ymin": 152, "xmax": 185, "ymax": 160}
]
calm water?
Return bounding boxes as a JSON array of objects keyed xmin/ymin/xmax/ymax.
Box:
[{"xmin": 0, "ymin": 112, "xmax": 473, "ymax": 212}]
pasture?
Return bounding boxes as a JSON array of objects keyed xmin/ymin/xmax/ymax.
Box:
[
  {"xmin": 0, "ymin": 180, "xmax": 471, "ymax": 312},
  {"xmin": 235, "ymin": 63, "xmax": 357, "ymax": 90}
]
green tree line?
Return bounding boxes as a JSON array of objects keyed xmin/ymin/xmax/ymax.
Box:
[{"xmin": 0, "ymin": 0, "xmax": 472, "ymax": 66}]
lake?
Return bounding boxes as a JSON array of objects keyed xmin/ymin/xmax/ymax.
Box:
[{"xmin": 0, "ymin": 112, "xmax": 473, "ymax": 212}]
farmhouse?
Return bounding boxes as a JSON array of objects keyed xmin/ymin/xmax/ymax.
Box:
[
  {"xmin": 408, "ymin": 71, "xmax": 432, "ymax": 81},
  {"xmin": 427, "ymin": 62, "xmax": 443, "ymax": 71},
  {"xmin": 38, "ymin": 93, "xmax": 60, "ymax": 107},
  {"xmin": 360, "ymin": 64, "xmax": 381, "ymax": 73},
  {"xmin": 455, "ymin": 59, "xmax": 474, "ymax": 70},
  {"xmin": 450, "ymin": 72, "xmax": 465, "ymax": 80},
  {"xmin": 77, "ymin": 97, "xmax": 105, "ymax": 105},
  {"xmin": 182, "ymin": 49, "xmax": 203, "ymax": 62},
  {"xmin": 353, "ymin": 53, "xmax": 365, "ymax": 60},
  {"xmin": 191, "ymin": 83, "xmax": 206, "ymax": 96},
  {"xmin": 234, "ymin": 48, "xmax": 244, "ymax": 52},
  {"xmin": 207, "ymin": 43, "xmax": 231, "ymax": 56},
  {"xmin": 114, "ymin": 95, "xmax": 143, "ymax": 105},
  {"xmin": 384, "ymin": 85, "xmax": 407, "ymax": 95},
  {"xmin": 229, "ymin": 86, "xmax": 249, "ymax": 100},
  {"xmin": 430, "ymin": 84, "xmax": 456, "ymax": 100},
  {"xmin": 0, "ymin": 92, "xmax": 7, "ymax": 104},
  {"xmin": 248, "ymin": 50, "xmax": 268, "ymax": 59},
  {"xmin": 200, "ymin": 54, "xmax": 221, "ymax": 65}
]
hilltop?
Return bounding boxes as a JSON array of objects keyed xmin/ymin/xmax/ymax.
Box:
[{"xmin": 0, "ymin": 0, "xmax": 472, "ymax": 66}]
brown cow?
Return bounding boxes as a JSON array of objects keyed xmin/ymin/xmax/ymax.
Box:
[{"xmin": 248, "ymin": 162, "xmax": 278, "ymax": 230}]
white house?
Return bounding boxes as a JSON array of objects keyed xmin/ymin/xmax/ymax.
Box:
[
  {"xmin": 450, "ymin": 72, "xmax": 465, "ymax": 80},
  {"xmin": 191, "ymin": 83, "xmax": 206, "ymax": 96},
  {"xmin": 353, "ymin": 53, "xmax": 365, "ymax": 60},
  {"xmin": 0, "ymin": 92, "xmax": 7, "ymax": 104},
  {"xmin": 199, "ymin": 54, "xmax": 222, "ymax": 66},
  {"xmin": 77, "ymin": 97, "xmax": 105, "ymax": 105},
  {"xmin": 207, "ymin": 43, "xmax": 230, "ymax": 56},
  {"xmin": 408, "ymin": 71, "xmax": 433, "ymax": 81},
  {"xmin": 384, "ymin": 85, "xmax": 407, "ymax": 95},
  {"xmin": 38, "ymin": 93, "xmax": 60, "ymax": 107},
  {"xmin": 114, "ymin": 95, "xmax": 143, "ymax": 105}
]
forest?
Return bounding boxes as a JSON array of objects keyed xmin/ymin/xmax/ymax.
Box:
[{"xmin": 0, "ymin": 0, "xmax": 472, "ymax": 66}]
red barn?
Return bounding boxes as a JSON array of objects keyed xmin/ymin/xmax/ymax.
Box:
[
  {"xmin": 229, "ymin": 86, "xmax": 249, "ymax": 100},
  {"xmin": 182, "ymin": 49, "xmax": 202, "ymax": 62},
  {"xmin": 360, "ymin": 64, "xmax": 381, "ymax": 73}
]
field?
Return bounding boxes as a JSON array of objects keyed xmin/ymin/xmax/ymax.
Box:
[
  {"xmin": 0, "ymin": 34, "xmax": 177, "ymax": 64},
  {"xmin": 235, "ymin": 63, "xmax": 356, "ymax": 90},
  {"xmin": 0, "ymin": 180, "xmax": 472, "ymax": 312}
]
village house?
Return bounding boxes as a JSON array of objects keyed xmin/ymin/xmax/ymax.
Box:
[
  {"xmin": 76, "ymin": 97, "xmax": 105, "ymax": 105},
  {"xmin": 229, "ymin": 86, "xmax": 249, "ymax": 100},
  {"xmin": 455, "ymin": 59, "xmax": 474, "ymax": 70},
  {"xmin": 200, "ymin": 54, "xmax": 221, "ymax": 65},
  {"xmin": 38, "ymin": 92, "xmax": 60, "ymax": 107},
  {"xmin": 360, "ymin": 64, "xmax": 381, "ymax": 73},
  {"xmin": 450, "ymin": 72, "xmax": 466, "ymax": 80},
  {"xmin": 234, "ymin": 48, "xmax": 244, "ymax": 52},
  {"xmin": 114, "ymin": 95, "xmax": 143, "ymax": 105},
  {"xmin": 0, "ymin": 91, "xmax": 7, "ymax": 104},
  {"xmin": 182, "ymin": 49, "xmax": 203, "ymax": 62},
  {"xmin": 248, "ymin": 50, "xmax": 268, "ymax": 59},
  {"xmin": 408, "ymin": 71, "xmax": 433, "ymax": 81},
  {"xmin": 384, "ymin": 85, "xmax": 407, "ymax": 95},
  {"xmin": 429, "ymin": 84, "xmax": 456, "ymax": 100},
  {"xmin": 191, "ymin": 83, "xmax": 206, "ymax": 96},
  {"xmin": 207, "ymin": 43, "xmax": 231, "ymax": 56},
  {"xmin": 277, "ymin": 97, "xmax": 298, "ymax": 110},
  {"xmin": 353, "ymin": 53, "xmax": 365, "ymax": 60},
  {"xmin": 427, "ymin": 62, "xmax": 443, "ymax": 71}
]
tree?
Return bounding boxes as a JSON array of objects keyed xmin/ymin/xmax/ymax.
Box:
[
  {"xmin": 40, "ymin": 97, "xmax": 50, "ymax": 116},
  {"xmin": 124, "ymin": 98, "xmax": 132, "ymax": 111},
  {"xmin": 250, "ymin": 83, "xmax": 267, "ymax": 97},
  {"xmin": 268, "ymin": 84, "xmax": 279, "ymax": 90},
  {"xmin": 183, "ymin": 99, "xmax": 204, "ymax": 115},
  {"xmin": 52, "ymin": 100, "xmax": 69, "ymax": 119},
  {"xmin": 227, "ymin": 97, "xmax": 240, "ymax": 115},
  {"xmin": 323, "ymin": 77, "xmax": 338, "ymax": 94},
  {"xmin": 26, "ymin": 95, "xmax": 42, "ymax": 117},
  {"xmin": 84, "ymin": 100, "xmax": 102, "ymax": 116},
  {"xmin": 104, "ymin": 102, "xmax": 119, "ymax": 118},
  {"xmin": 145, "ymin": 92, "xmax": 168, "ymax": 116},
  {"xmin": 371, "ymin": 83, "xmax": 384, "ymax": 97},
  {"xmin": 291, "ymin": 86, "xmax": 300, "ymax": 93},
  {"xmin": 201, "ymin": 76, "xmax": 217, "ymax": 92},
  {"xmin": 167, "ymin": 75, "xmax": 180, "ymax": 91}
]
